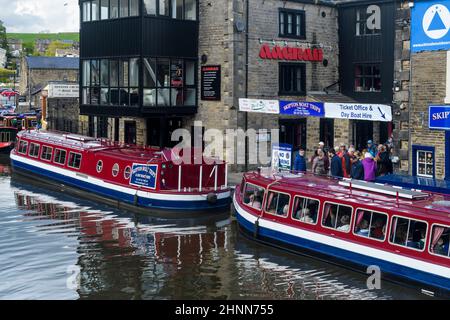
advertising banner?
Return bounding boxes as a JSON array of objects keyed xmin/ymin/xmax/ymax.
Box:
[
  {"xmin": 411, "ymin": 0, "xmax": 450, "ymax": 52},
  {"xmin": 324, "ymin": 103, "xmax": 392, "ymax": 122},
  {"xmin": 130, "ymin": 164, "xmax": 159, "ymax": 189},
  {"xmin": 272, "ymin": 143, "xmax": 293, "ymax": 172},
  {"xmin": 239, "ymin": 98, "xmax": 279, "ymax": 114},
  {"xmin": 429, "ymin": 105, "xmax": 450, "ymax": 130},
  {"xmin": 279, "ymin": 101, "xmax": 325, "ymax": 117},
  {"xmin": 47, "ymin": 84, "xmax": 79, "ymax": 98}
]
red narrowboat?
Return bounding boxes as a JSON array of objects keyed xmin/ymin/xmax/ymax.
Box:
[
  {"xmin": 234, "ymin": 170, "xmax": 450, "ymax": 296},
  {"xmin": 11, "ymin": 130, "xmax": 231, "ymax": 213},
  {"xmin": 0, "ymin": 115, "xmax": 19, "ymax": 154}
]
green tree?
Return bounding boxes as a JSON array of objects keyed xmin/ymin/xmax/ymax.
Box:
[
  {"xmin": 22, "ymin": 42, "xmax": 36, "ymax": 56},
  {"xmin": 44, "ymin": 40, "xmax": 72, "ymax": 57},
  {"xmin": 0, "ymin": 20, "xmax": 8, "ymax": 50}
]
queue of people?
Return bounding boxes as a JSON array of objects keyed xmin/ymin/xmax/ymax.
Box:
[{"xmin": 293, "ymin": 139, "xmax": 394, "ymax": 182}]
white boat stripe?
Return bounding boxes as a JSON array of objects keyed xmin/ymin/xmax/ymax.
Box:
[
  {"xmin": 11, "ymin": 154, "xmax": 230, "ymax": 202},
  {"xmin": 233, "ymin": 194, "xmax": 450, "ymax": 279}
]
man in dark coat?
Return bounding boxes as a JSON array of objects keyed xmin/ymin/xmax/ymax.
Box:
[
  {"xmin": 330, "ymin": 149, "xmax": 343, "ymax": 178},
  {"xmin": 350, "ymin": 151, "xmax": 365, "ymax": 180}
]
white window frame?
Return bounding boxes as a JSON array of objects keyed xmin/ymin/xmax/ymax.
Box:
[
  {"xmin": 428, "ymin": 223, "xmax": 450, "ymax": 260},
  {"xmin": 40, "ymin": 146, "xmax": 53, "ymax": 162},
  {"xmin": 242, "ymin": 182, "xmax": 266, "ymax": 212},
  {"xmin": 291, "ymin": 195, "xmax": 321, "ymax": 226},
  {"xmin": 18, "ymin": 140, "xmax": 28, "ymax": 155},
  {"xmin": 28, "ymin": 143, "xmax": 40, "ymax": 158},
  {"xmin": 388, "ymin": 215, "xmax": 429, "ymax": 253},
  {"xmin": 54, "ymin": 148, "xmax": 67, "ymax": 166},
  {"xmin": 68, "ymin": 152, "xmax": 83, "ymax": 170},
  {"xmin": 321, "ymin": 201, "xmax": 354, "ymax": 234},
  {"xmin": 416, "ymin": 150, "xmax": 434, "ymax": 178},
  {"xmin": 352, "ymin": 209, "xmax": 389, "ymax": 243},
  {"xmin": 264, "ymin": 189, "xmax": 291, "ymax": 219}
]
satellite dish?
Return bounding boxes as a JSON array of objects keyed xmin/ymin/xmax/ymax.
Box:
[{"xmin": 235, "ymin": 19, "xmax": 245, "ymax": 33}]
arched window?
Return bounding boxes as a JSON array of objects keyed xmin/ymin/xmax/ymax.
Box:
[{"xmin": 112, "ymin": 163, "xmax": 120, "ymax": 177}]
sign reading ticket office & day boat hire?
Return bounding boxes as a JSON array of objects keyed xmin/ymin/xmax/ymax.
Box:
[
  {"xmin": 272, "ymin": 143, "xmax": 293, "ymax": 172},
  {"xmin": 279, "ymin": 101, "xmax": 325, "ymax": 117},
  {"xmin": 130, "ymin": 164, "xmax": 159, "ymax": 190},
  {"xmin": 239, "ymin": 98, "xmax": 279, "ymax": 114},
  {"xmin": 324, "ymin": 103, "xmax": 392, "ymax": 122},
  {"xmin": 429, "ymin": 105, "xmax": 450, "ymax": 130}
]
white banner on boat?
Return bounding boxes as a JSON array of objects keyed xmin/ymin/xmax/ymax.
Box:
[
  {"xmin": 239, "ymin": 98, "xmax": 279, "ymax": 114},
  {"xmin": 324, "ymin": 103, "xmax": 392, "ymax": 122}
]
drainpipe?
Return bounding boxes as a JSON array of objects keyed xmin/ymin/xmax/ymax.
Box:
[{"xmin": 244, "ymin": 0, "xmax": 250, "ymax": 172}]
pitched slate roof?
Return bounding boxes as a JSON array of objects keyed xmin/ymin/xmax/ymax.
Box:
[{"xmin": 26, "ymin": 56, "xmax": 79, "ymax": 70}]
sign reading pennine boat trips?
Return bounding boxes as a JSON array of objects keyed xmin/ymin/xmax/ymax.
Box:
[
  {"xmin": 239, "ymin": 98, "xmax": 279, "ymax": 114},
  {"xmin": 429, "ymin": 105, "xmax": 450, "ymax": 130},
  {"xmin": 279, "ymin": 101, "xmax": 325, "ymax": 117},
  {"xmin": 411, "ymin": 0, "xmax": 450, "ymax": 52},
  {"xmin": 130, "ymin": 164, "xmax": 158, "ymax": 189},
  {"xmin": 324, "ymin": 103, "xmax": 392, "ymax": 122}
]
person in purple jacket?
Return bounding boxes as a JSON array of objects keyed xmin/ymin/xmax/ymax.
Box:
[{"xmin": 362, "ymin": 152, "xmax": 377, "ymax": 182}]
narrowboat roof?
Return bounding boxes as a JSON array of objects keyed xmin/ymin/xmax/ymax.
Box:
[{"xmin": 243, "ymin": 171, "xmax": 450, "ymax": 223}]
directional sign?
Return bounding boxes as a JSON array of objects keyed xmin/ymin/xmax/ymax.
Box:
[
  {"xmin": 411, "ymin": 0, "xmax": 450, "ymax": 52},
  {"xmin": 324, "ymin": 103, "xmax": 392, "ymax": 122}
]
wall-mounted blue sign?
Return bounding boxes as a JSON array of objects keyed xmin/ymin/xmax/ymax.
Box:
[
  {"xmin": 279, "ymin": 101, "xmax": 325, "ymax": 117},
  {"xmin": 411, "ymin": 0, "xmax": 450, "ymax": 52},
  {"xmin": 429, "ymin": 105, "xmax": 450, "ymax": 130},
  {"xmin": 130, "ymin": 164, "xmax": 159, "ymax": 189}
]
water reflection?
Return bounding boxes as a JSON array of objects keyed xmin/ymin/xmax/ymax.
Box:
[{"xmin": 0, "ymin": 159, "xmax": 429, "ymax": 300}]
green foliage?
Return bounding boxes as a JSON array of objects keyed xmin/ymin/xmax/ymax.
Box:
[
  {"xmin": 6, "ymin": 33, "xmax": 79, "ymax": 45},
  {"xmin": 22, "ymin": 42, "xmax": 36, "ymax": 56},
  {"xmin": 44, "ymin": 41, "xmax": 72, "ymax": 57}
]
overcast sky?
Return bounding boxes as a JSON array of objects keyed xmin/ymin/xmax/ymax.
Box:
[{"xmin": 0, "ymin": 0, "xmax": 79, "ymax": 33}]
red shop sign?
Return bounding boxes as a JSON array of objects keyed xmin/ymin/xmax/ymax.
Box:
[{"xmin": 259, "ymin": 44, "xmax": 323, "ymax": 62}]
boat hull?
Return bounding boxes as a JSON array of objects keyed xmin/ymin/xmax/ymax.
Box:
[
  {"xmin": 234, "ymin": 193, "xmax": 450, "ymax": 297},
  {"xmin": 10, "ymin": 154, "xmax": 231, "ymax": 214}
]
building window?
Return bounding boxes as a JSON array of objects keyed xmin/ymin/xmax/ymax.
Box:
[
  {"xmin": 110, "ymin": 0, "xmax": 119, "ymax": 18},
  {"xmin": 83, "ymin": 0, "xmax": 138, "ymax": 21},
  {"xmin": 143, "ymin": 57, "xmax": 197, "ymax": 107},
  {"xmin": 120, "ymin": 0, "xmax": 129, "ymax": 17},
  {"xmin": 100, "ymin": 0, "xmax": 109, "ymax": 19},
  {"xmin": 144, "ymin": 0, "xmax": 197, "ymax": 20},
  {"xmin": 83, "ymin": 1, "xmax": 91, "ymax": 22},
  {"xmin": 279, "ymin": 9, "xmax": 305, "ymax": 39},
  {"xmin": 279, "ymin": 63, "xmax": 306, "ymax": 96},
  {"xmin": 356, "ymin": 8, "xmax": 381, "ymax": 36},
  {"xmin": 354, "ymin": 64, "xmax": 381, "ymax": 92},
  {"xmin": 416, "ymin": 149, "xmax": 434, "ymax": 178},
  {"xmin": 92, "ymin": 0, "xmax": 100, "ymax": 21}
]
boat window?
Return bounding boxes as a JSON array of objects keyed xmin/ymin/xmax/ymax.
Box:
[
  {"xmin": 29, "ymin": 143, "xmax": 40, "ymax": 158},
  {"xmin": 18, "ymin": 140, "xmax": 28, "ymax": 154},
  {"xmin": 353, "ymin": 209, "xmax": 388, "ymax": 241},
  {"xmin": 322, "ymin": 203, "xmax": 353, "ymax": 233},
  {"xmin": 292, "ymin": 196, "xmax": 320, "ymax": 225},
  {"xmin": 389, "ymin": 216, "xmax": 428, "ymax": 252},
  {"xmin": 112, "ymin": 163, "xmax": 120, "ymax": 177},
  {"xmin": 243, "ymin": 183, "xmax": 265, "ymax": 210},
  {"xmin": 68, "ymin": 152, "xmax": 82, "ymax": 169},
  {"xmin": 265, "ymin": 191, "xmax": 290, "ymax": 217},
  {"xmin": 124, "ymin": 166, "xmax": 132, "ymax": 180},
  {"xmin": 41, "ymin": 146, "xmax": 53, "ymax": 161},
  {"xmin": 0, "ymin": 132, "xmax": 10, "ymax": 142},
  {"xmin": 54, "ymin": 149, "xmax": 67, "ymax": 165},
  {"xmin": 429, "ymin": 225, "xmax": 450, "ymax": 258},
  {"xmin": 96, "ymin": 160, "xmax": 103, "ymax": 173}
]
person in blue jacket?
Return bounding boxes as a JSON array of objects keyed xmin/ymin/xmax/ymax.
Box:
[
  {"xmin": 329, "ymin": 148, "xmax": 343, "ymax": 178},
  {"xmin": 350, "ymin": 151, "xmax": 365, "ymax": 180},
  {"xmin": 294, "ymin": 149, "xmax": 307, "ymax": 172}
]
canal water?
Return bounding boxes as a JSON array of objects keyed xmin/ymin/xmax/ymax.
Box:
[{"xmin": 0, "ymin": 157, "xmax": 428, "ymax": 300}]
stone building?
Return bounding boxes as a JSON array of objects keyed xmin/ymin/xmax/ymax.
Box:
[{"xmin": 19, "ymin": 56, "xmax": 79, "ymax": 112}]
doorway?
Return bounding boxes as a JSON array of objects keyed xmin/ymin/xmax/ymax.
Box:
[
  {"xmin": 147, "ymin": 117, "xmax": 183, "ymax": 148},
  {"xmin": 279, "ymin": 119, "xmax": 307, "ymax": 152},
  {"xmin": 352, "ymin": 120, "xmax": 373, "ymax": 151},
  {"xmin": 124, "ymin": 121, "xmax": 137, "ymax": 145},
  {"xmin": 320, "ymin": 118, "xmax": 334, "ymax": 149}
]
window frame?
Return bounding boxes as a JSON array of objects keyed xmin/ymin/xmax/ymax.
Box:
[
  {"xmin": 351, "ymin": 208, "xmax": 389, "ymax": 243},
  {"xmin": 279, "ymin": 62, "xmax": 306, "ymax": 96},
  {"xmin": 18, "ymin": 140, "xmax": 28, "ymax": 155},
  {"xmin": 67, "ymin": 152, "xmax": 83, "ymax": 170},
  {"xmin": 28, "ymin": 143, "xmax": 40, "ymax": 159},
  {"xmin": 53, "ymin": 148, "xmax": 68, "ymax": 166},
  {"xmin": 416, "ymin": 149, "xmax": 434, "ymax": 178},
  {"xmin": 264, "ymin": 189, "xmax": 291, "ymax": 219},
  {"xmin": 428, "ymin": 223, "xmax": 450, "ymax": 260},
  {"xmin": 124, "ymin": 166, "xmax": 132, "ymax": 180},
  {"xmin": 112, "ymin": 163, "xmax": 120, "ymax": 177},
  {"xmin": 321, "ymin": 201, "xmax": 354, "ymax": 234},
  {"xmin": 40, "ymin": 146, "xmax": 53, "ymax": 162},
  {"xmin": 278, "ymin": 8, "xmax": 306, "ymax": 40},
  {"xmin": 388, "ymin": 215, "xmax": 429, "ymax": 253},
  {"xmin": 354, "ymin": 63, "xmax": 381, "ymax": 93},
  {"xmin": 291, "ymin": 195, "xmax": 321, "ymax": 226},
  {"xmin": 143, "ymin": 0, "xmax": 198, "ymax": 21},
  {"xmin": 242, "ymin": 182, "xmax": 266, "ymax": 212},
  {"xmin": 96, "ymin": 160, "xmax": 104, "ymax": 173}
]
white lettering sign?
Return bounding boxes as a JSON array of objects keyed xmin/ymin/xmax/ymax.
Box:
[
  {"xmin": 239, "ymin": 98, "xmax": 280, "ymax": 114},
  {"xmin": 48, "ymin": 84, "xmax": 79, "ymax": 98},
  {"xmin": 324, "ymin": 103, "xmax": 392, "ymax": 122}
]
